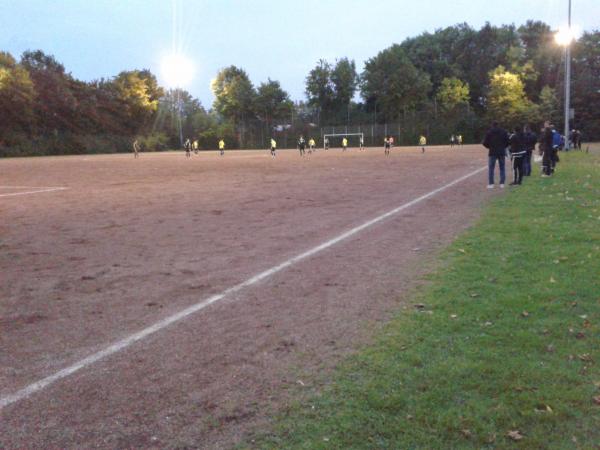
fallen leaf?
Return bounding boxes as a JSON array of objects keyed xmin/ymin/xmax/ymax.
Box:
[
  {"xmin": 458, "ymin": 248, "xmax": 466, "ymax": 253},
  {"xmin": 487, "ymin": 433, "xmax": 496, "ymax": 444},
  {"xmin": 461, "ymin": 429, "xmax": 472, "ymax": 438},
  {"xmin": 579, "ymin": 354, "xmax": 592, "ymax": 362},
  {"xmin": 507, "ymin": 430, "xmax": 523, "ymax": 441},
  {"xmin": 413, "ymin": 303, "xmax": 426, "ymax": 309},
  {"xmin": 470, "ymin": 293, "xmax": 479, "ymax": 298},
  {"xmin": 593, "ymin": 395, "xmax": 600, "ymax": 405},
  {"xmin": 546, "ymin": 344, "xmax": 555, "ymax": 353},
  {"xmin": 450, "ymin": 314, "xmax": 458, "ymax": 319},
  {"xmin": 297, "ymin": 380, "xmax": 305, "ymax": 386},
  {"xmin": 522, "ymin": 311, "xmax": 530, "ymax": 317},
  {"xmin": 550, "ymin": 277, "xmax": 556, "ymax": 283},
  {"xmin": 580, "ymin": 314, "xmax": 588, "ymax": 319},
  {"xmin": 484, "ymin": 321, "xmax": 493, "ymax": 327}
]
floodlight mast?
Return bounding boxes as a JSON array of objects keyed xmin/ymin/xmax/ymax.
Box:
[{"xmin": 555, "ymin": 0, "xmax": 573, "ymax": 149}]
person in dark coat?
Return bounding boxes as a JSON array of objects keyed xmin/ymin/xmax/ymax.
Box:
[
  {"xmin": 482, "ymin": 121, "xmax": 510, "ymax": 188},
  {"xmin": 509, "ymin": 126, "xmax": 527, "ymax": 185},
  {"xmin": 540, "ymin": 121, "xmax": 554, "ymax": 177},
  {"xmin": 523, "ymin": 125, "xmax": 537, "ymax": 176}
]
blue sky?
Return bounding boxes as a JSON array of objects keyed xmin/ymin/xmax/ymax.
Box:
[{"xmin": 2, "ymin": 0, "xmax": 598, "ymax": 108}]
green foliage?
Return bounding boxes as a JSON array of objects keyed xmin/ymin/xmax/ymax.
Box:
[
  {"xmin": 305, "ymin": 59, "xmax": 335, "ymax": 120},
  {"xmin": 248, "ymin": 150, "xmax": 600, "ymax": 449},
  {"xmin": 487, "ymin": 66, "xmax": 538, "ymax": 127},
  {"xmin": 113, "ymin": 69, "xmax": 163, "ymax": 132},
  {"xmin": 330, "ymin": 58, "xmax": 359, "ymax": 109},
  {"xmin": 0, "ymin": 52, "xmax": 36, "ymax": 134},
  {"xmin": 436, "ymin": 77, "xmax": 470, "ymax": 113},
  {"xmin": 255, "ymin": 79, "xmax": 293, "ymax": 129},
  {"xmin": 572, "ymin": 31, "xmax": 600, "ymax": 139},
  {"xmin": 538, "ymin": 85, "xmax": 560, "ymax": 125},
  {"xmin": 211, "ymin": 66, "xmax": 256, "ymax": 125},
  {"xmin": 361, "ymin": 45, "xmax": 432, "ymax": 122}
]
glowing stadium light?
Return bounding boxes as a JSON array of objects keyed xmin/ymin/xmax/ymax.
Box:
[
  {"xmin": 554, "ymin": 25, "xmax": 579, "ymax": 46},
  {"xmin": 161, "ymin": 53, "xmax": 194, "ymax": 88}
]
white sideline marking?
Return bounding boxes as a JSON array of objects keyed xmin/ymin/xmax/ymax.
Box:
[
  {"xmin": 0, "ymin": 166, "xmax": 486, "ymax": 410},
  {"xmin": 0, "ymin": 187, "xmax": 68, "ymax": 198}
]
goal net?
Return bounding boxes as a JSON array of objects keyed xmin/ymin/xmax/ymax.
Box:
[{"xmin": 322, "ymin": 132, "xmax": 364, "ymax": 150}]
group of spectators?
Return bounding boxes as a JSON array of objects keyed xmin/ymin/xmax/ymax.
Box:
[{"xmin": 482, "ymin": 121, "xmax": 580, "ymax": 188}]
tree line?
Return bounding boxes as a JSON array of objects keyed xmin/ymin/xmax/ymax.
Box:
[{"xmin": 1, "ymin": 21, "xmax": 598, "ymax": 156}]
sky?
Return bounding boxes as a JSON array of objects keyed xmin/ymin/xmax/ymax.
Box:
[{"xmin": 2, "ymin": 0, "xmax": 599, "ymax": 108}]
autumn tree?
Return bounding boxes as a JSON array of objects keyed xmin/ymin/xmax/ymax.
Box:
[{"xmin": 486, "ymin": 66, "xmax": 537, "ymax": 127}]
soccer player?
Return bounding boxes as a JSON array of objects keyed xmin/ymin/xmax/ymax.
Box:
[
  {"xmin": 298, "ymin": 136, "xmax": 306, "ymax": 156},
  {"xmin": 184, "ymin": 138, "xmax": 192, "ymax": 158},
  {"xmin": 270, "ymin": 138, "xmax": 277, "ymax": 158},
  {"xmin": 389, "ymin": 135, "xmax": 394, "ymax": 150},
  {"xmin": 219, "ymin": 139, "xmax": 225, "ymax": 156},
  {"xmin": 308, "ymin": 138, "xmax": 316, "ymax": 154},
  {"xmin": 192, "ymin": 140, "xmax": 199, "ymax": 154},
  {"xmin": 132, "ymin": 139, "xmax": 140, "ymax": 159},
  {"xmin": 450, "ymin": 135, "xmax": 456, "ymax": 148},
  {"xmin": 419, "ymin": 135, "xmax": 427, "ymax": 153},
  {"xmin": 324, "ymin": 137, "xmax": 330, "ymax": 151},
  {"xmin": 457, "ymin": 134, "xmax": 463, "ymax": 147},
  {"xmin": 384, "ymin": 136, "xmax": 391, "ymax": 156},
  {"xmin": 342, "ymin": 137, "xmax": 348, "ymax": 151},
  {"xmin": 359, "ymin": 135, "xmax": 364, "ymax": 151}
]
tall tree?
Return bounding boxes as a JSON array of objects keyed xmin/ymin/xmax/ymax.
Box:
[
  {"xmin": 361, "ymin": 45, "xmax": 432, "ymax": 122},
  {"xmin": 486, "ymin": 66, "xmax": 537, "ymax": 127},
  {"xmin": 330, "ymin": 58, "xmax": 359, "ymax": 111},
  {"xmin": 538, "ymin": 85, "xmax": 559, "ymax": 125},
  {"xmin": 211, "ymin": 66, "xmax": 256, "ymax": 145},
  {"xmin": 305, "ymin": 59, "xmax": 334, "ymax": 123},
  {"xmin": 255, "ymin": 79, "xmax": 293, "ymax": 132},
  {"xmin": 113, "ymin": 69, "xmax": 163, "ymax": 133},
  {"xmin": 20, "ymin": 50, "xmax": 78, "ymax": 133},
  {"xmin": 571, "ymin": 30, "xmax": 600, "ymax": 138},
  {"xmin": 436, "ymin": 77, "xmax": 470, "ymax": 113},
  {"xmin": 0, "ymin": 52, "xmax": 36, "ymax": 136}
]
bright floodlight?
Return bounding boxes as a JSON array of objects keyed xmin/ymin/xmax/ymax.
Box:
[
  {"xmin": 161, "ymin": 53, "xmax": 194, "ymax": 88},
  {"xmin": 555, "ymin": 25, "xmax": 577, "ymax": 46}
]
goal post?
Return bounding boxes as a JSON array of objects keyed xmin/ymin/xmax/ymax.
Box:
[{"xmin": 322, "ymin": 132, "xmax": 364, "ymax": 150}]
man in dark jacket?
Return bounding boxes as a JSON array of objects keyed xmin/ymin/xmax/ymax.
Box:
[
  {"xmin": 509, "ymin": 126, "xmax": 527, "ymax": 185},
  {"xmin": 483, "ymin": 121, "xmax": 510, "ymax": 188},
  {"xmin": 540, "ymin": 121, "xmax": 554, "ymax": 177},
  {"xmin": 523, "ymin": 125, "xmax": 537, "ymax": 176}
]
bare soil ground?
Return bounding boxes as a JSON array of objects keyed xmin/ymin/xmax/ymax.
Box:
[{"xmin": 1, "ymin": 145, "xmax": 495, "ymax": 448}]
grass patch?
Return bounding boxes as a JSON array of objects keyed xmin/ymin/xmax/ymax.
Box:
[{"xmin": 246, "ymin": 150, "xmax": 600, "ymax": 449}]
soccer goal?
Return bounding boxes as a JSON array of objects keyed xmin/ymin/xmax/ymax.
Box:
[{"xmin": 322, "ymin": 132, "xmax": 364, "ymax": 150}]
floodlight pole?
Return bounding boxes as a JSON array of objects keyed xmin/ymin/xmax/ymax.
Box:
[{"xmin": 563, "ymin": 0, "xmax": 572, "ymax": 149}]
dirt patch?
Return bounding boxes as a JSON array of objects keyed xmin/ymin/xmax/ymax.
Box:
[{"xmin": 0, "ymin": 146, "xmax": 496, "ymax": 448}]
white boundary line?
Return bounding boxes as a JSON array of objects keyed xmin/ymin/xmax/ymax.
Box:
[
  {"xmin": 0, "ymin": 187, "xmax": 68, "ymax": 198},
  {"xmin": 0, "ymin": 166, "xmax": 485, "ymax": 410}
]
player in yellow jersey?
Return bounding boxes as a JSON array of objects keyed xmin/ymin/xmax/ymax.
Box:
[
  {"xmin": 308, "ymin": 138, "xmax": 316, "ymax": 154},
  {"xmin": 419, "ymin": 135, "xmax": 427, "ymax": 153},
  {"xmin": 270, "ymin": 138, "xmax": 277, "ymax": 158},
  {"xmin": 192, "ymin": 140, "xmax": 199, "ymax": 154},
  {"xmin": 457, "ymin": 134, "xmax": 463, "ymax": 147},
  {"xmin": 219, "ymin": 139, "xmax": 225, "ymax": 156},
  {"xmin": 342, "ymin": 137, "xmax": 348, "ymax": 151}
]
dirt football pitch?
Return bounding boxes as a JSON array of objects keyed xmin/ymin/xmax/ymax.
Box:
[{"xmin": 1, "ymin": 145, "xmax": 495, "ymax": 448}]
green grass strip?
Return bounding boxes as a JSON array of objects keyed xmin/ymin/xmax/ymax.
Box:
[{"xmin": 247, "ymin": 150, "xmax": 600, "ymax": 449}]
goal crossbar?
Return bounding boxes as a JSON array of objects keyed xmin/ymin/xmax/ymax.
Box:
[{"xmin": 322, "ymin": 132, "xmax": 364, "ymax": 149}]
